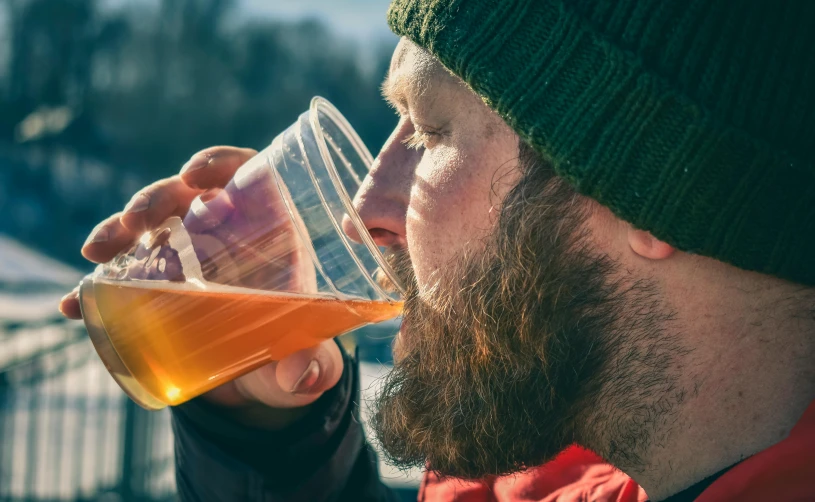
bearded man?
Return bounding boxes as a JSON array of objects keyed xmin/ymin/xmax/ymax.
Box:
[{"xmin": 60, "ymin": 0, "xmax": 815, "ymax": 500}]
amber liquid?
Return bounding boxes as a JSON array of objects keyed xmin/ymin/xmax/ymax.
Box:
[{"xmin": 93, "ymin": 280, "xmax": 402, "ymax": 406}]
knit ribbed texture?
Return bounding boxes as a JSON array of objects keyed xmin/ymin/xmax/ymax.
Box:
[{"xmin": 387, "ymin": 0, "xmax": 815, "ymax": 286}]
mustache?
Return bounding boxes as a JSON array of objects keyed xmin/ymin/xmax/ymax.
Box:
[{"xmin": 376, "ymin": 247, "xmax": 417, "ymax": 297}]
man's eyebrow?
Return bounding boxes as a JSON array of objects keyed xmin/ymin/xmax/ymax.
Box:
[{"xmin": 381, "ymin": 72, "xmax": 410, "ymax": 110}]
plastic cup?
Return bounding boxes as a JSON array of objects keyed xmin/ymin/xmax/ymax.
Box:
[{"xmin": 79, "ymin": 97, "xmax": 404, "ymax": 410}]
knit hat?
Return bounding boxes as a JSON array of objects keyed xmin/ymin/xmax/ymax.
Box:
[{"xmin": 387, "ymin": 0, "xmax": 815, "ymax": 286}]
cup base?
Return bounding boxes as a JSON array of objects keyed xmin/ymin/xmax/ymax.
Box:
[{"xmin": 79, "ymin": 278, "xmax": 167, "ymax": 411}]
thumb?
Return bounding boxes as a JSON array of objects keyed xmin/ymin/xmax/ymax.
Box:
[
  {"xmin": 234, "ymin": 340, "xmax": 344, "ymax": 409},
  {"xmin": 276, "ymin": 340, "xmax": 344, "ymax": 397}
]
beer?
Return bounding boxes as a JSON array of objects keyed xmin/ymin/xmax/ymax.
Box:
[{"xmin": 93, "ymin": 279, "xmax": 402, "ymax": 406}]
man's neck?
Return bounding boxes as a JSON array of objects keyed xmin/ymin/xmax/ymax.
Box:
[{"xmin": 629, "ymin": 318, "xmax": 815, "ymax": 500}]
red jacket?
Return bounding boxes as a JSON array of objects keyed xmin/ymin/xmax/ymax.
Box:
[{"xmin": 420, "ymin": 400, "xmax": 815, "ymax": 501}]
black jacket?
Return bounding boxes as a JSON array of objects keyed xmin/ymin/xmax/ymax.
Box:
[{"xmin": 171, "ymin": 346, "xmax": 401, "ymax": 501}]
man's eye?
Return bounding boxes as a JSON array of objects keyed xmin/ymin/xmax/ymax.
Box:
[{"xmin": 402, "ymin": 129, "xmax": 438, "ymax": 151}]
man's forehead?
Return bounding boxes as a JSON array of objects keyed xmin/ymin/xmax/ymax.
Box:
[{"xmin": 384, "ymin": 38, "xmax": 462, "ymax": 108}]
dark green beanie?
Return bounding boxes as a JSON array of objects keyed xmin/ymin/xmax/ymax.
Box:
[{"xmin": 387, "ymin": 0, "xmax": 815, "ymax": 287}]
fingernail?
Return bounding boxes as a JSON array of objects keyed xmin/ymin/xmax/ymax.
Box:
[
  {"xmin": 291, "ymin": 359, "xmax": 321, "ymax": 395},
  {"xmin": 84, "ymin": 227, "xmax": 109, "ymax": 246},
  {"xmin": 181, "ymin": 153, "xmax": 210, "ymax": 174},
  {"xmin": 124, "ymin": 193, "xmax": 150, "ymax": 213},
  {"xmin": 199, "ymin": 188, "xmax": 219, "ymax": 203}
]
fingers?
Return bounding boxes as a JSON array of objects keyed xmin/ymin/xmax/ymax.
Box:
[
  {"xmin": 120, "ymin": 176, "xmax": 203, "ymax": 233},
  {"xmin": 59, "ymin": 287, "xmax": 82, "ymax": 320},
  {"xmin": 82, "ymin": 146, "xmax": 255, "ymax": 264},
  {"xmin": 121, "ymin": 144, "xmax": 256, "ymax": 233},
  {"xmin": 180, "ymin": 146, "xmax": 258, "ymax": 190},
  {"xmin": 81, "ymin": 212, "xmax": 139, "ymax": 264}
]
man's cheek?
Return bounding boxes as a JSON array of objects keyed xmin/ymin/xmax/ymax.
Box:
[
  {"xmin": 407, "ymin": 164, "xmax": 492, "ymax": 288},
  {"xmin": 404, "ymin": 237, "xmax": 441, "ymax": 292}
]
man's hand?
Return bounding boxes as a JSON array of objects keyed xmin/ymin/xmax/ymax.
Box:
[{"xmin": 59, "ymin": 146, "xmax": 344, "ymax": 426}]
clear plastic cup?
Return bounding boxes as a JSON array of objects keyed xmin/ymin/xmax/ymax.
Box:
[{"xmin": 79, "ymin": 97, "xmax": 404, "ymax": 410}]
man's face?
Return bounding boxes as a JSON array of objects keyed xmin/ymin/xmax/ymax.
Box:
[
  {"xmin": 349, "ymin": 38, "xmax": 522, "ymax": 291},
  {"xmin": 351, "ymin": 39, "xmax": 687, "ymax": 480}
]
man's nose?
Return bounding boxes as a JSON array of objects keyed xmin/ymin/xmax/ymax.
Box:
[{"xmin": 342, "ymin": 117, "xmax": 418, "ymax": 248}]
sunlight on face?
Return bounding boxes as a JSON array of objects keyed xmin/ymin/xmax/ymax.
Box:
[{"xmin": 368, "ymin": 38, "xmax": 522, "ymax": 290}]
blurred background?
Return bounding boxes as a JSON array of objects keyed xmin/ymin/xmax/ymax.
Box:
[
  {"xmin": 0, "ymin": 0, "xmax": 417, "ymax": 500},
  {"xmin": 0, "ymin": 0, "xmax": 398, "ymax": 265}
]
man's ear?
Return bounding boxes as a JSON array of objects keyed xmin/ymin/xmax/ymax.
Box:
[{"xmin": 628, "ymin": 228, "xmax": 675, "ymax": 260}]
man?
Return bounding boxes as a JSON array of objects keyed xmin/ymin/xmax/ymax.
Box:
[{"xmin": 60, "ymin": 0, "xmax": 815, "ymax": 500}]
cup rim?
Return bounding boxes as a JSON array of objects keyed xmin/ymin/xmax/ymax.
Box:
[{"xmin": 307, "ymin": 96, "xmax": 406, "ymax": 299}]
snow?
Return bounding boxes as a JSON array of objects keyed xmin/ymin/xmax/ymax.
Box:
[{"xmin": 0, "ymin": 235, "xmax": 82, "ymax": 287}]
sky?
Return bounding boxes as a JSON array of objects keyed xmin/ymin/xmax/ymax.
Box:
[
  {"xmin": 100, "ymin": 0, "xmax": 397, "ymax": 44},
  {"xmin": 238, "ymin": 0, "xmax": 395, "ymax": 43}
]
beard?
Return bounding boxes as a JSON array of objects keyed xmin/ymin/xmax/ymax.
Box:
[{"xmin": 371, "ymin": 143, "xmax": 687, "ymax": 480}]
